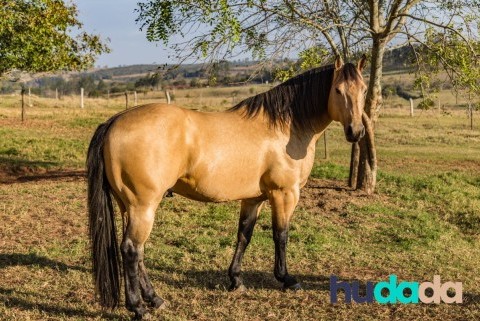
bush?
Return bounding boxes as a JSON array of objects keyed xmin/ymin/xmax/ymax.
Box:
[{"xmin": 417, "ymin": 97, "xmax": 435, "ymax": 110}]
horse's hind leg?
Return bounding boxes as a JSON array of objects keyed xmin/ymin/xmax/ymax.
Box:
[
  {"xmin": 139, "ymin": 257, "xmax": 164, "ymax": 308},
  {"xmin": 228, "ymin": 199, "xmax": 264, "ymax": 291},
  {"xmin": 122, "ymin": 203, "xmax": 162, "ymax": 319}
]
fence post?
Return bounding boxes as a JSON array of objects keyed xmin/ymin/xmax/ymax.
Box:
[
  {"xmin": 55, "ymin": 88, "xmax": 58, "ymax": 100},
  {"xmin": 21, "ymin": 87, "xmax": 26, "ymax": 122},
  {"xmin": 323, "ymin": 130, "xmax": 328, "ymax": 159},
  {"xmin": 409, "ymin": 98, "xmax": 414, "ymax": 117},
  {"xmin": 468, "ymin": 96, "xmax": 473, "ymax": 130},
  {"xmin": 125, "ymin": 91, "xmax": 128, "ymax": 109},
  {"xmin": 134, "ymin": 91, "xmax": 138, "ymax": 106},
  {"xmin": 468, "ymin": 92, "xmax": 473, "ymax": 130},
  {"xmin": 28, "ymin": 87, "xmax": 32, "ymax": 107},
  {"xmin": 165, "ymin": 90, "xmax": 171, "ymax": 104},
  {"xmin": 80, "ymin": 88, "xmax": 84, "ymax": 108}
]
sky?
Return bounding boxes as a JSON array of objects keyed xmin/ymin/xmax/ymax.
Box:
[{"xmin": 75, "ymin": 1, "xmax": 172, "ymax": 67}]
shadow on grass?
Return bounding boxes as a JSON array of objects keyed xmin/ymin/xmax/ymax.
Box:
[
  {"xmin": 149, "ymin": 264, "xmax": 332, "ymax": 292},
  {"xmin": 0, "ymin": 254, "xmax": 126, "ymax": 319},
  {"xmin": 0, "ymin": 253, "xmax": 87, "ymax": 273},
  {"xmin": 463, "ymin": 292, "xmax": 480, "ymax": 306},
  {"xmin": 0, "ymin": 287, "xmax": 125, "ymax": 320},
  {"xmin": 0, "ymin": 155, "xmax": 85, "ymax": 184},
  {"xmin": 14, "ymin": 170, "xmax": 86, "ymax": 183},
  {"xmin": 149, "ymin": 265, "xmax": 480, "ymax": 306},
  {"xmin": 0, "ymin": 156, "xmax": 59, "ymax": 170}
]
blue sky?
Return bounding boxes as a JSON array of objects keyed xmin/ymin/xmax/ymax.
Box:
[{"xmin": 75, "ymin": 1, "xmax": 171, "ymax": 67}]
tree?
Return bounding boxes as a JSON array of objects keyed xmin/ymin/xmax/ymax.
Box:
[
  {"xmin": 0, "ymin": 0, "xmax": 109, "ymax": 78},
  {"xmin": 413, "ymin": 28, "xmax": 480, "ymax": 129},
  {"xmin": 136, "ymin": 0, "xmax": 480, "ymax": 193}
]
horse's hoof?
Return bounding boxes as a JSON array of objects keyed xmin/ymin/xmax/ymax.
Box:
[
  {"xmin": 132, "ymin": 310, "xmax": 150, "ymax": 321},
  {"xmin": 149, "ymin": 296, "xmax": 166, "ymax": 309},
  {"xmin": 229, "ymin": 283, "xmax": 247, "ymax": 292},
  {"xmin": 283, "ymin": 282, "xmax": 302, "ymax": 291},
  {"xmin": 234, "ymin": 284, "xmax": 247, "ymax": 292},
  {"xmin": 139, "ymin": 312, "xmax": 153, "ymax": 320}
]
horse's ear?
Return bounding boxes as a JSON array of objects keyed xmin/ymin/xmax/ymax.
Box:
[
  {"xmin": 335, "ymin": 56, "xmax": 344, "ymax": 70},
  {"xmin": 357, "ymin": 54, "xmax": 367, "ymax": 72}
]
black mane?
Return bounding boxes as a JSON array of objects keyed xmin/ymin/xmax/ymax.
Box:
[{"xmin": 229, "ymin": 63, "xmax": 360, "ymax": 131}]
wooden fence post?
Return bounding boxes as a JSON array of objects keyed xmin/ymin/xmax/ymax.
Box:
[
  {"xmin": 21, "ymin": 87, "xmax": 26, "ymax": 122},
  {"xmin": 409, "ymin": 98, "xmax": 414, "ymax": 117},
  {"xmin": 469, "ymin": 101, "xmax": 473, "ymax": 130},
  {"xmin": 134, "ymin": 91, "xmax": 138, "ymax": 106},
  {"xmin": 468, "ymin": 92, "xmax": 473, "ymax": 130},
  {"xmin": 80, "ymin": 88, "xmax": 84, "ymax": 108},
  {"xmin": 125, "ymin": 91, "xmax": 128, "ymax": 109},
  {"xmin": 165, "ymin": 90, "xmax": 171, "ymax": 104},
  {"xmin": 323, "ymin": 130, "xmax": 328, "ymax": 159}
]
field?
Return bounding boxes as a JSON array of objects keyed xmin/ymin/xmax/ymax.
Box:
[{"xmin": 0, "ymin": 86, "xmax": 479, "ymax": 320}]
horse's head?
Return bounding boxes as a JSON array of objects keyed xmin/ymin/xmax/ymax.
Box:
[{"xmin": 328, "ymin": 55, "xmax": 367, "ymax": 143}]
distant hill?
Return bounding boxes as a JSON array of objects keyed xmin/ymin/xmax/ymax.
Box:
[
  {"xmin": 87, "ymin": 60, "xmax": 262, "ymax": 83},
  {"xmin": 86, "ymin": 46, "xmax": 414, "ymax": 81}
]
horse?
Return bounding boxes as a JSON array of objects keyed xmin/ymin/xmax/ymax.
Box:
[{"xmin": 87, "ymin": 56, "xmax": 367, "ymax": 319}]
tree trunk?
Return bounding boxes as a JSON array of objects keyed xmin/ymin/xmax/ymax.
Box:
[
  {"xmin": 348, "ymin": 143, "xmax": 359, "ymax": 187},
  {"xmin": 348, "ymin": 36, "xmax": 385, "ymax": 194},
  {"xmin": 357, "ymin": 113, "xmax": 377, "ymax": 194}
]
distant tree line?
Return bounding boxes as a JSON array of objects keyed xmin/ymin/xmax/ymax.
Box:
[
  {"xmin": 0, "ymin": 60, "xmax": 276, "ymax": 97},
  {"xmin": 1, "ymin": 75, "xmax": 134, "ymax": 98},
  {"xmin": 0, "ymin": 46, "xmax": 413, "ymax": 98}
]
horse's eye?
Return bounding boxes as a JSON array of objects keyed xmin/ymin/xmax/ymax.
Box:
[{"xmin": 335, "ymin": 88, "xmax": 341, "ymax": 95}]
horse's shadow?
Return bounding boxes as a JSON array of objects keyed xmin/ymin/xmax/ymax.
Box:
[
  {"xmin": 148, "ymin": 263, "xmax": 480, "ymax": 306},
  {"xmin": 0, "ymin": 287, "xmax": 124, "ymax": 320},
  {"xmin": 0, "ymin": 252, "xmax": 87, "ymax": 272},
  {"xmin": 1, "ymin": 252, "xmax": 479, "ymax": 320},
  {"xmin": 0, "ymin": 253, "xmax": 124, "ymax": 320},
  {"xmin": 149, "ymin": 263, "xmax": 331, "ymax": 292}
]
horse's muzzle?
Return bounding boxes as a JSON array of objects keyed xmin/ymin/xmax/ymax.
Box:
[{"xmin": 345, "ymin": 124, "xmax": 365, "ymax": 143}]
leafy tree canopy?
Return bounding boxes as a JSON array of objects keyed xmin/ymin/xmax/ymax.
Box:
[
  {"xmin": 136, "ymin": 1, "xmax": 480, "ymax": 65},
  {"xmin": 0, "ymin": 0, "xmax": 109, "ymax": 77}
]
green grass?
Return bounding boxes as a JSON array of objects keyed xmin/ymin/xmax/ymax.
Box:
[{"xmin": 0, "ymin": 92, "xmax": 479, "ymax": 320}]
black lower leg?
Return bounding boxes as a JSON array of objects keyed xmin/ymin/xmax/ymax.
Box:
[
  {"xmin": 139, "ymin": 260, "xmax": 164, "ymax": 309},
  {"xmin": 273, "ymin": 227, "xmax": 299, "ymax": 289},
  {"xmin": 228, "ymin": 203, "xmax": 259, "ymax": 290},
  {"xmin": 121, "ymin": 240, "xmax": 147, "ymax": 319}
]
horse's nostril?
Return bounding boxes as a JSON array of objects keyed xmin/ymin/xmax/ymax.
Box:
[{"xmin": 346, "ymin": 125, "xmax": 353, "ymax": 137}]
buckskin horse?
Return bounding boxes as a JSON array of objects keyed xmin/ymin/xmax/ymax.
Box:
[{"xmin": 87, "ymin": 56, "xmax": 367, "ymax": 319}]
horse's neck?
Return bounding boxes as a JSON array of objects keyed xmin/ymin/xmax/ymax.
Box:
[
  {"xmin": 285, "ymin": 117, "xmax": 332, "ymax": 161},
  {"xmin": 296, "ymin": 116, "xmax": 333, "ymax": 144}
]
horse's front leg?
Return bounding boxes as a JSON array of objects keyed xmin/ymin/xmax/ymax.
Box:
[
  {"xmin": 268, "ymin": 187, "xmax": 302, "ymax": 290},
  {"xmin": 228, "ymin": 199, "xmax": 264, "ymax": 291}
]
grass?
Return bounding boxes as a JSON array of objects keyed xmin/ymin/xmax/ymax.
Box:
[{"xmin": 0, "ymin": 87, "xmax": 479, "ymax": 320}]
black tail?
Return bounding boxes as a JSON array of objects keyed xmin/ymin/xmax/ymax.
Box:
[{"xmin": 86, "ymin": 118, "xmax": 121, "ymax": 309}]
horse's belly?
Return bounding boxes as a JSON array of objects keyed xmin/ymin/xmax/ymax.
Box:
[{"xmin": 171, "ymin": 172, "xmax": 264, "ymax": 202}]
